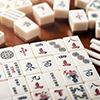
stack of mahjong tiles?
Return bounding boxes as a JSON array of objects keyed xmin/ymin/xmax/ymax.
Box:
[{"xmin": 0, "ymin": 36, "xmax": 99, "ymax": 100}]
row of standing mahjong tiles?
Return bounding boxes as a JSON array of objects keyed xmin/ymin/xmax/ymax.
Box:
[{"xmin": 0, "ymin": 0, "xmax": 100, "ymax": 100}]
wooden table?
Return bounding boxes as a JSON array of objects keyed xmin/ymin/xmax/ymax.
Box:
[{"xmin": 0, "ymin": 0, "xmax": 100, "ymax": 74}]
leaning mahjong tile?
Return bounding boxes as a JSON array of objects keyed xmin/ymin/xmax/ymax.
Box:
[
  {"xmin": 30, "ymin": 41, "xmax": 52, "ymax": 57},
  {"xmin": 0, "ymin": 64, "xmax": 6, "ymax": 81},
  {"xmin": 0, "ymin": 81, "xmax": 12, "ymax": 99},
  {"xmin": 37, "ymin": 56, "xmax": 58, "ymax": 73},
  {"xmin": 19, "ymin": 58, "xmax": 41, "ymax": 76},
  {"xmin": 49, "ymin": 87, "xmax": 71, "ymax": 100},
  {"xmin": 54, "ymin": 53, "xmax": 75, "ymax": 70},
  {"xmin": 1, "ymin": 97, "xmax": 13, "ymax": 100},
  {"xmin": 8, "ymin": 77, "xmax": 30, "ymax": 95},
  {"xmin": 2, "ymin": 61, "xmax": 23, "ymax": 79},
  {"xmin": 85, "ymin": 80, "xmax": 100, "ymax": 99},
  {"xmin": 63, "ymin": 36, "xmax": 84, "ymax": 52},
  {"xmin": 70, "ymin": 50, "xmax": 92, "ymax": 66},
  {"xmin": 67, "ymin": 84, "xmax": 91, "ymax": 100},
  {"xmin": 31, "ymin": 89, "xmax": 52, "ymax": 100},
  {"xmin": 60, "ymin": 67, "xmax": 83, "ymax": 86},
  {"xmin": 47, "ymin": 39, "xmax": 68, "ymax": 55},
  {"xmin": 0, "ymin": 47, "xmax": 17, "ymax": 64},
  {"xmin": 13, "ymin": 93, "xmax": 32, "ymax": 100},
  {"xmin": 78, "ymin": 65, "xmax": 100, "ymax": 82},
  {"xmin": 43, "ymin": 71, "xmax": 66, "ymax": 89},
  {"xmin": 13, "ymin": 44, "xmax": 34, "ymax": 60},
  {"xmin": 26, "ymin": 73, "xmax": 48, "ymax": 92}
]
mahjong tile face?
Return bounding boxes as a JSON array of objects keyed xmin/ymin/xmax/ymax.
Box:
[
  {"xmin": 49, "ymin": 87, "xmax": 71, "ymax": 100},
  {"xmin": 13, "ymin": 44, "xmax": 34, "ymax": 60},
  {"xmin": 30, "ymin": 41, "xmax": 51, "ymax": 57},
  {"xmin": 60, "ymin": 67, "xmax": 83, "ymax": 86},
  {"xmin": 54, "ymin": 53, "xmax": 75, "ymax": 70},
  {"xmin": 85, "ymin": 80, "xmax": 100, "ymax": 99},
  {"xmin": 2, "ymin": 61, "xmax": 23, "ymax": 79},
  {"xmin": 78, "ymin": 65, "xmax": 100, "ymax": 82},
  {"xmin": 31, "ymin": 89, "xmax": 52, "ymax": 100},
  {"xmin": 63, "ymin": 36, "xmax": 84, "ymax": 52},
  {"xmin": 37, "ymin": 56, "xmax": 58, "ymax": 73},
  {"xmin": 47, "ymin": 39, "xmax": 68, "ymax": 55},
  {"xmin": 19, "ymin": 58, "xmax": 41, "ymax": 76},
  {"xmin": 1, "ymin": 97, "xmax": 13, "ymax": 100},
  {"xmin": 67, "ymin": 84, "xmax": 91, "ymax": 100},
  {"xmin": 0, "ymin": 47, "xmax": 17, "ymax": 64},
  {"xmin": 0, "ymin": 64, "xmax": 6, "ymax": 81},
  {"xmin": 43, "ymin": 71, "xmax": 66, "ymax": 89},
  {"xmin": 13, "ymin": 93, "xmax": 32, "ymax": 100},
  {"xmin": 0, "ymin": 81, "xmax": 12, "ymax": 99},
  {"xmin": 26, "ymin": 73, "xmax": 48, "ymax": 92},
  {"xmin": 70, "ymin": 50, "xmax": 92, "ymax": 66},
  {"xmin": 8, "ymin": 77, "xmax": 30, "ymax": 95}
]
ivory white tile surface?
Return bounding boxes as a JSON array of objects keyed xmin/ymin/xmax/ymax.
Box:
[
  {"xmin": 70, "ymin": 50, "xmax": 92, "ymax": 66},
  {"xmin": 0, "ymin": 47, "xmax": 17, "ymax": 64},
  {"xmin": 0, "ymin": 65, "xmax": 6, "ymax": 81},
  {"xmin": 0, "ymin": 81, "xmax": 12, "ymax": 99},
  {"xmin": 93, "ymin": 98, "xmax": 100, "ymax": 100},
  {"xmin": 8, "ymin": 0, "xmax": 32, "ymax": 15},
  {"xmin": 95, "ymin": 20, "xmax": 100, "ymax": 38},
  {"xmin": 68, "ymin": 9, "xmax": 88, "ymax": 32},
  {"xmin": 19, "ymin": 58, "xmax": 41, "ymax": 76},
  {"xmin": 2, "ymin": 61, "xmax": 23, "ymax": 79},
  {"xmin": 47, "ymin": 39, "xmax": 68, "ymax": 55},
  {"xmin": 0, "ymin": 8, "xmax": 26, "ymax": 29},
  {"xmin": 32, "ymin": 2, "xmax": 54, "ymax": 26},
  {"xmin": 14, "ymin": 17, "xmax": 39, "ymax": 42},
  {"xmin": 63, "ymin": 36, "xmax": 84, "ymax": 52},
  {"xmin": 43, "ymin": 71, "xmax": 66, "ymax": 89},
  {"xmin": 78, "ymin": 65, "xmax": 100, "ymax": 82},
  {"xmin": 26, "ymin": 73, "xmax": 48, "ymax": 92},
  {"xmin": 85, "ymin": 80, "xmax": 100, "ymax": 99},
  {"xmin": 13, "ymin": 93, "xmax": 32, "ymax": 100},
  {"xmin": 31, "ymin": 89, "xmax": 52, "ymax": 100},
  {"xmin": 37, "ymin": 56, "xmax": 58, "ymax": 73},
  {"xmin": 53, "ymin": 0, "xmax": 70, "ymax": 19},
  {"xmin": 0, "ymin": 31, "xmax": 5, "ymax": 45},
  {"xmin": 13, "ymin": 44, "xmax": 34, "ymax": 60},
  {"xmin": 1, "ymin": 97, "xmax": 12, "ymax": 100},
  {"xmin": 54, "ymin": 53, "xmax": 75, "ymax": 70},
  {"xmin": 8, "ymin": 77, "xmax": 30, "ymax": 95},
  {"xmin": 67, "ymin": 84, "xmax": 91, "ymax": 100},
  {"xmin": 60, "ymin": 67, "xmax": 83, "ymax": 86},
  {"xmin": 88, "ymin": 11, "xmax": 100, "ymax": 30},
  {"xmin": 49, "ymin": 87, "xmax": 72, "ymax": 100},
  {"xmin": 30, "ymin": 41, "xmax": 52, "ymax": 57}
]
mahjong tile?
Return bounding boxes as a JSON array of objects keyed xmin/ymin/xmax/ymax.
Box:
[
  {"xmin": 0, "ymin": 30, "xmax": 5, "ymax": 46},
  {"xmin": 0, "ymin": 47, "xmax": 17, "ymax": 64},
  {"xmin": 30, "ymin": 41, "xmax": 51, "ymax": 57},
  {"xmin": 43, "ymin": 71, "xmax": 66, "ymax": 89},
  {"xmin": 2, "ymin": 61, "xmax": 23, "ymax": 79},
  {"xmin": 63, "ymin": 36, "xmax": 84, "ymax": 52},
  {"xmin": 37, "ymin": 56, "xmax": 58, "ymax": 73},
  {"xmin": 96, "ymin": 20, "xmax": 100, "ymax": 39},
  {"xmin": 8, "ymin": 77, "xmax": 30, "ymax": 95},
  {"xmin": 70, "ymin": 50, "xmax": 92, "ymax": 66},
  {"xmin": 85, "ymin": 80, "xmax": 100, "ymax": 99},
  {"xmin": 54, "ymin": 53, "xmax": 76, "ymax": 70},
  {"xmin": 67, "ymin": 84, "xmax": 91, "ymax": 100},
  {"xmin": 60, "ymin": 67, "xmax": 83, "ymax": 86},
  {"xmin": 49, "ymin": 87, "xmax": 71, "ymax": 100},
  {"xmin": 1, "ymin": 97, "xmax": 13, "ymax": 100},
  {"xmin": 26, "ymin": 73, "xmax": 48, "ymax": 92},
  {"xmin": 0, "ymin": 64, "xmax": 6, "ymax": 81},
  {"xmin": 93, "ymin": 98, "xmax": 100, "ymax": 100},
  {"xmin": 19, "ymin": 58, "xmax": 41, "ymax": 76},
  {"xmin": 0, "ymin": 81, "xmax": 12, "ymax": 99},
  {"xmin": 78, "ymin": 65, "xmax": 100, "ymax": 82},
  {"xmin": 31, "ymin": 89, "xmax": 52, "ymax": 100},
  {"xmin": 13, "ymin": 93, "xmax": 32, "ymax": 100},
  {"xmin": 47, "ymin": 39, "xmax": 68, "ymax": 55},
  {"xmin": 13, "ymin": 44, "xmax": 34, "ymax": 60}
]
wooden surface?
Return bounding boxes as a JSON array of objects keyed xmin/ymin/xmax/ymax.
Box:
[{"xmin": 0, "ymin": 0, "xmax": 100, "ymax": 74}]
